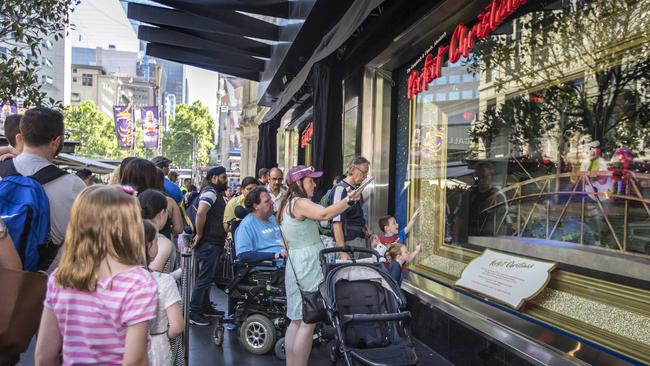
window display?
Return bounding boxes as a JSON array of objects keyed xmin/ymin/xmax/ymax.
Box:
[
  {"xmin": 408, "ymin": 0, "xmax": 650, "ymax": 267},
  {"xmin": 404, "ymin": 2, "xmax": 650, "ymax": 362}
]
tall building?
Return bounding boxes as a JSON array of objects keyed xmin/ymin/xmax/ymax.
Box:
[
  {"xmin": 0, "ymin": 31, "xmax": 72, "ymax": 105},
  {"xmin": 215, "ymin": 75, "xmax": 244, "ymax": 171}
]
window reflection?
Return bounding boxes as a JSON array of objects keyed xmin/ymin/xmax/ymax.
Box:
[{"xmin": 408, "ymin": 0, "xmax": 650, "ymax": 263}]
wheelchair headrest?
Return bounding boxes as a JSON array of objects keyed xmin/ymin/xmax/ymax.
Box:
[{"xmin": 235, "ymin": 205, "xmax": 249, "ymax": 220}]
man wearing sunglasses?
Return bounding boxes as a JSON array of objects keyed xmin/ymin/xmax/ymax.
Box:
[{"xmin": 330, "ymin": 156, "xmax": 371, "ymax": 249}]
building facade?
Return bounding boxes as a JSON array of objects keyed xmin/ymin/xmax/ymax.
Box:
[
  {"xmin": 70, "ymin": 64, "xmax": 105, "ymax": 105},
  {"xmin": 276, "ymin": 1, "xmax": 650, "ymax": 365},
  {"xmin": 130, "ymin": 1, "xmax": 650, "ymax": 364}
]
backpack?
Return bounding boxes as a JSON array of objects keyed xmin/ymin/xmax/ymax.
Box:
[
  {"xmin": 0, "ymin": 160, "xmax": 67, "ymax": 272},
  {"xmin": 181, "ymin": 191, "xmax": 200, "ymax": 234},
  {"xmin": 318, "ymin": 187, "xmax": 336, "ymax": 236},
  {"xmin": 319, "ymin": 180, "xmax": 356, "ymax": 236}
]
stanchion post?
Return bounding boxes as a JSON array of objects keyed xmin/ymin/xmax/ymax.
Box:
[{"xmin": 181, "ymin": 250, "xmax": 193, "ymax": 365}]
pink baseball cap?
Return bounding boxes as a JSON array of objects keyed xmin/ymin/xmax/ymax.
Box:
[{"xmin": 285, "ymin": 165, "xmax": 323, "ymax": 185}]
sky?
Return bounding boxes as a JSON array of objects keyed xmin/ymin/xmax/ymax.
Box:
[{"xmin": 70, "ymin": 0, "xmax": 139, "ymax": 52}]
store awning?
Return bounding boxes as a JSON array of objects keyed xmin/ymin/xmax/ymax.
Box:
[
  {"xmin": 127, "ymin": 0, "xmax": 295, "ymax": 82},
  {"xmin": 262, "ymin": 0, "xmax": 384, "ymax": 123},
  {"xmin": 54, "ymin": 153, "xmax": 118, "ymax": 175}
]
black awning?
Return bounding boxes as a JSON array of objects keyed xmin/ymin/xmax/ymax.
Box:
[{"xmin": 127, "ymin": 0, "xmax": 293, "ymax": 81}]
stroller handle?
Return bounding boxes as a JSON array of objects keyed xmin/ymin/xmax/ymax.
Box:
[
  {"xmin": 341, "ymin": 311, "xmax": 412, "ymax": 324},
  {"xmin": 319, "ymin": 246, "xmax": 382, "ymax": 265}
]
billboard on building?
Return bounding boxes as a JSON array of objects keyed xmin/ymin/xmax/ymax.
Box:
[
  {"xmin": 113, "ymin": 104, "xmax": 135, "ymax": 150},
  {"xmin": 140, "ymin": 106, "xmax": 160, "ymax": 149}
]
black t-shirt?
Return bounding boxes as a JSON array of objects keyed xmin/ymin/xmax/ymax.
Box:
[
  {"xmin": 331, "ymin": 180, "xmax": 366, "ymax": 240},
  {"xmin": 198, "ymin": 186, "xmax": 227, "ymax": 245},
  {"xmin": 467, "ymin": 186, "xmax": 500, "ymax": 236}
]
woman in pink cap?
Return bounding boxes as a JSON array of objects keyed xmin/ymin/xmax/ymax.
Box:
[{"xmin": 276, "ymin": 165, "xmax": 361, "ymax": 366}]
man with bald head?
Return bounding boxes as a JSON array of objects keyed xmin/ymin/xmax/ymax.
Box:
[{"xmin": 267, "ymin": 167, "xmax": 286, "ymax": 213}]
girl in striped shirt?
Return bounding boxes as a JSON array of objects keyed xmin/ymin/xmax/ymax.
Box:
[{"xmin": 35, "ymin": 185, "xmax": 158, "ymax": 366}]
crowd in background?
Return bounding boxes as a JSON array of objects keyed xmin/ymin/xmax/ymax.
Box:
[{"xmin": 0, "ymin": 107, "xmax": 421, "ymax": 366}]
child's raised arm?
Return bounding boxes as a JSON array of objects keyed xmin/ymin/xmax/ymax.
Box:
[
  {"xmin": 406, "ymin": 244, "xmax": 421, "ymax": 263},
  {"xmin": 403, "ymin": 208, "xmax": 421, "ymax": 235}
]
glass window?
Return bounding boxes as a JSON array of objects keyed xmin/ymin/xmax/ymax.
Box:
[
  {"xmin": 407, "ymin": 0, "xmax": 650, "ymax": 278},
  {"xmin": 435, "ymin": 76, "xmax": 447, "ymax": 85},
  {"xmin": 343, "ymin": 104, "xmax": 358, "ymax": 163},
  {"xmin": 82, "ymin": 73, "xmax": 93, "ymax": 86}
]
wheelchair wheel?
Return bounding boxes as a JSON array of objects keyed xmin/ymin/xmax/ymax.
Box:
[
  {"xmin": 213, "ymin": 325, "xmax": 224, "ymax": 346},
  {"xmin": 240, "ymin": 314, "xmax": 276, "ymax": 355},
  {"xmin": 274, "ymin": 337, "xmax": 286, "ymax": 360}
]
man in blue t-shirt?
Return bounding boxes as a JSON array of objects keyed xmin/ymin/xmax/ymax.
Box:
[
  {"xmin": 152, "ymin": 155, "xmax": 184, "ymax": 203},
  {"xmin": 235, "ymin": 186, "xmax": 286, "ymax": 262}
]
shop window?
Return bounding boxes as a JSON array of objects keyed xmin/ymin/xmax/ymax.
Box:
[
  {"xmin": 406, "ymin": 0, "xmax": 650, "ymax": 279},
  {"xmin": 343, "ymin": 72, "xmax": 362, "ymax": 165},
  {"xmin": 343, "ymin": 103, "xmax": 359, "ymax": 163}
]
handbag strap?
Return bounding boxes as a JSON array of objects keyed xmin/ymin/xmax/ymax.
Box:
[
  {"xmin": 278, "ymin": 222, "xmax": 305, "ymax": 292},
  {"xmin": 279, "ymin": 196, "xmax": 323, "ymax": 292}
]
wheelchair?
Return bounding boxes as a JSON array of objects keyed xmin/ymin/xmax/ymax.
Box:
[{"xmin": 212, "ymin": 207, "xmax": 289, "ymax": 358}]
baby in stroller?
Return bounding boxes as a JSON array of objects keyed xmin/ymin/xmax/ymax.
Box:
[{"xmin": 320, "ymin": 246, "xmax": 419, "ymax": 366}]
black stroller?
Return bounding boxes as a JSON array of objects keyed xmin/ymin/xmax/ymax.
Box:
[{"xmin": 320, "ymin": 247, "xmax": 418, "ymax": 366}]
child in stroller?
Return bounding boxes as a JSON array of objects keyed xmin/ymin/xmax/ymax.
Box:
[{"xmin": 320, "ymin": 246, "xmax": 418, "ymax": 366}]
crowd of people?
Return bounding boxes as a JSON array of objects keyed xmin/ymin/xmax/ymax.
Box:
[{"xmin": 0, "ymin": 107, "xmax": 421, "ymax": 366}]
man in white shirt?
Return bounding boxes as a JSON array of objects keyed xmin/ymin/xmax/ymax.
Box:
[{"xmin": 267, "ymin": 167, "xmax": 286, "ymax": 213}]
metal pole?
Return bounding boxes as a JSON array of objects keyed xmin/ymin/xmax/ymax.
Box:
[
  {"xmin": 192, "ymin": 135, "xmax": 197, "ymax": 185},
  {"xmin": 181, "ymin": 251, "xmax": 193, "ymax": 365}
]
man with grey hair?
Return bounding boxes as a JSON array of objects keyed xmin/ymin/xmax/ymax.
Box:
[
  {"xmin": 267, "ymin": 167, "xmax": 285, "ymax": 213},
  {"xmin": 331, "ymin": 156, "xmax": 371, "ymax": 251}
]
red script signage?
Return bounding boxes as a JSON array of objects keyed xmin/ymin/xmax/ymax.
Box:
[
  {"xmin": 300, "ymin": 121, "xmax": 314, "ymax": 148},
  {"xmin": 407, "ymin": 0, "xmax": 527, "ymax": 100}
]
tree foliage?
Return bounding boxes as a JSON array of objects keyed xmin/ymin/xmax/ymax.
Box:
[
  {"xmin": 163, "ymin": 101, "xmax": 215, "ymax": 168},
  {"xmin": 0, "ymin": 0, "xmax": 79, "ymax": 106},
  {"xmin": 64, "ymin": 101, "xmax": 149, "ymax": 159}
]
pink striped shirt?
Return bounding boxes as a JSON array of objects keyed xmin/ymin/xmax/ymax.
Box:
[{"xmin": 44, "ymin": 266, "xmax": 158, "ymax": 365}]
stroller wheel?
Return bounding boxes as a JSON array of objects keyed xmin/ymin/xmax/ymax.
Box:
[
  {"xmin": 213, "ymin": 325, "xmax": 224, "ymax": 346},
  {"xmin": 274, "ymin": 337, "xmax": 286, "ymax": 360},
  {"xmin": 240, "ymin": 314, "xmax": 276, "ymax": 355}
]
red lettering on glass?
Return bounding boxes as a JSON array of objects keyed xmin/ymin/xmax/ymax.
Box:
[
  {"xmin": 300, "ymin": 122, "xmax": 314, "ymax": 148},
  {"xmin": 406, "ymin": 0, "xmax": 526, "ymax": 100}
]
